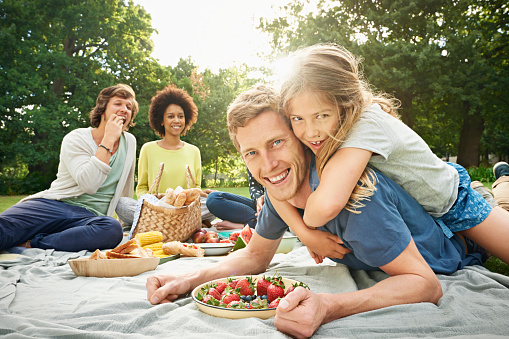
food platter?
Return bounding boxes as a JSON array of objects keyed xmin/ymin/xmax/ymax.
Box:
[
  {"xmin": 68, "ymin": 257, "xmax": 160, "ymax": 277},
  {"xmin": 192, "ymin": 275, "xmax": 301, "ymax": 319},
  {"xmin": 195, "ymin": 243, "xmax": 234, "ymax": 256},
  {"xmin": 217, "ymin": 231, "xmax": 299, "ymax": 254}
]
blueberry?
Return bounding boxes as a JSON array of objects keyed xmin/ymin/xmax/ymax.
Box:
[{"xmin": 261, "ymin": 295, "xmax": 267, "ymax": 300}]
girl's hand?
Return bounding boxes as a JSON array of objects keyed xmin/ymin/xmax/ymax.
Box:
[
  {"xmin": 307, "ymin": 249, "xmax": 325, "ymax": 264},
  {"xmin": 300, "ymin": 228, "xmax": 350, "ymax": 259}
]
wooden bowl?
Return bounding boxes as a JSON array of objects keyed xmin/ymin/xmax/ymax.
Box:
[{"xmin": 68, "ymin": 257, "xmax": 160, "ymax": 277}]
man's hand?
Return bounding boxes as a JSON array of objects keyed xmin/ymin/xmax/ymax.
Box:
[
  {"xmin": 299, "ymin": 228, "xmax": 350, "ymax": 260},
  {"xmin": 146, "ymin": 274, "xmax": 192, "ymax": 304},
  {"xmin": 275, "ymin": 287, "xmax": 329, "ymax": 338},
  {"xmin": 102, "ymin": 113, "xmax": 125, "ymax": 147}
]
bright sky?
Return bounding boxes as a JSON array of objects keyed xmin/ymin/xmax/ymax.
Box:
[{"xmin": 134, "ymin": 0, "xmax": 290, "ymax": 72}]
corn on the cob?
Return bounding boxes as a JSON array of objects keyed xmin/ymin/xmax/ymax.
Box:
[
  {"xmin": 152, "ymin": 249, "xmax": 169, "ymax": 258},
  {"xmin": 142, "ymin": 242, "xmax": 163, "ymax": 252},
  {"xmin": 135, "ymin": 231, "xmax": 163, "ymax": 247}
]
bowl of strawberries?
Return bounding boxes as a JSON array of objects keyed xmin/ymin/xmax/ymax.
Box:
[{"xmin": 191, "ymin": 273, "xmax": 309, "ymax": 319}]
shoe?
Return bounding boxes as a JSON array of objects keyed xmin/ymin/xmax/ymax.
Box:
[
  {"xmin": 493, "ymin": 162, "xmax": 509, "ymax": 179},
  {"xmin": 471, "ymin": 181, "xmax": 497, "ymax": 207}
]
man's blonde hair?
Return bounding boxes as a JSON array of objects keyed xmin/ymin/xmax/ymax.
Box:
[
  {"xmin": 280, "ymin": 43, "xmax": 400, "ymax": 213},
  {"xmin": 227, "ymin": 84, "xmax": 286, "ymax": 151}
]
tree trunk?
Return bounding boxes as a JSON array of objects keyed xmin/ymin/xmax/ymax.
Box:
[
  {"xmin": 396, "ymin": 91, "xmax": 414, "ymax": 129},
  {"xmin": 456, "ymin": 103, "xmax": 484, "ymax": 168},
  {"xmin": 51, "ymin": 36, "xmax": 75, "ymax": 97},
  {"xmin": 214, "ymin": 159, "xmax": 218, "ymax": 184}
]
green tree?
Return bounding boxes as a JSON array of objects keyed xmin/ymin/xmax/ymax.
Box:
[
  {"xmin": 0, "ymin": 0, "xmax": 169, "ymax": 192},
  {"xmin": 260, "ymin": 0, "xmax": 509, "ymax": 167}
]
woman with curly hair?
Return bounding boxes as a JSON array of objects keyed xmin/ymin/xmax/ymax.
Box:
[
  {"xmin": 117, "ymin": 84, "xmax": 214, "ymax": 226},
  {"xmin": 136, "ymin": 84, "xmax": 200, "ymax": 196}
]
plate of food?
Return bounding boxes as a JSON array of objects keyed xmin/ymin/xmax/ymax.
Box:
[
  {"xmin": 195, "ymin": 242, "xmax": 234, "ymax": 256},
  {"xmin": 192, "ymin": 274, "xmax": 309, "ymax": 319},
  {"xmin": 68, "ymin": 239, "xmax": 160, "ymax": 277}
]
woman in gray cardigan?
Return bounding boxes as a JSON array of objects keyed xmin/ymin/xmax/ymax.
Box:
[{"xmin": 0, "ymin": 84, "xmax": 138, "ymax": 252}]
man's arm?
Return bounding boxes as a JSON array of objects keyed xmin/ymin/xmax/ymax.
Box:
[
  {"xmin": 268, "ymin": 192, "xmax": 350, "ymax": 263},
  {"xmin": 146, "ymin": 231, "xmax": 281, "ymax": 304},
  {"xmin": 274, "ymin": 238, "xmax": 442, "ymax": 338}
]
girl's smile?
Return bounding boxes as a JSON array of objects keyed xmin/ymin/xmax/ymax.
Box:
[{"xmin": 288, "ymin": 91, "xmax": 340, "ymax": 154}]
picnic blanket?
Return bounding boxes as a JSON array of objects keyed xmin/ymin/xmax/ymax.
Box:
[{"xmin": 1, "ymin": 242, "xmax": 509, "ymax": 338}]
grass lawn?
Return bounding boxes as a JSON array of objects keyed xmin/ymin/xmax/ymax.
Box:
[
  {"xmin": 1, "ymin": 187, "xmax": 508, "ymax": 276},
  {"xmin": 208, "ymin": 186, "xmax": 250, "ymax": 198},
  {"xmin": 0, "ymin": 195, "xmax": 26, "ymax": 213}
]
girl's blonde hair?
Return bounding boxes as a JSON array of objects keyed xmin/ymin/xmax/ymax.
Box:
[{"xmin": 280, "ymin": 43, "xmax": 400, "ymax": 213}]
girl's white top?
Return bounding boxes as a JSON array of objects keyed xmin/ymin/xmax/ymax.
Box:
[{"xmin": 341, "ymin": 104, "xmax": 458, "ymax": 217}]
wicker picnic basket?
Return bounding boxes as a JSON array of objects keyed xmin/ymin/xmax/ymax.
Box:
[{"xmin": 131, "ymin": 162, "xmax": 201, "ymax": 242}]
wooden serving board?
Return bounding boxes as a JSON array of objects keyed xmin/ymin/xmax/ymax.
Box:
[{"xmin": 68, "ymin": 257, "xmax": 160, "ymax": 277}]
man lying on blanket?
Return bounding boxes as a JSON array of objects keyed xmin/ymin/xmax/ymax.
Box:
[{"xmin": 146, "ymin": 85, "xmax": 486, "ymax": 339}]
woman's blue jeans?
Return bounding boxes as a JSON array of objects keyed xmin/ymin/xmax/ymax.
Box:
[
  {"xmin": 206, "ymin": 191, "xmax": 257, "ymax": 227},
  {"xmin": 0, "ymin": 198, "xmax": 123, "ymax": 251}
]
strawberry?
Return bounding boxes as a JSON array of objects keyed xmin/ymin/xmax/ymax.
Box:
[
  {"xmin": 214, "ymin": 281, "xmax": 227, "ymax": 294},
  {"xmin": 269, "ymin": 297, "xmax": 282, "ymax": 308},
  {"xmin": 222, "ymin": 292, "xmax": 240, "ymax": 305},
  {"xmin": 249, "ymin": 297, "xmax": 268, "ymax": 309},
  {"xmin": 207, "ymin": 287, "xmax": 221, "ymax": 301},
  {"xmin": 227, "ymin": 300, "xmax": 241, "ymax": 308},
  {"xmin": 256, "ymin": 276, "xmax": 271, "ymax": 296},
  {"xmin": 228, "ymin": 277, "xmax": 239, "ymax": 289},
  {"xmin": 267, "ymin": 279, "xmax": 285, "ymax": 303},
  {"xmin": 236, "ymin": 277, "xmax": 255, "ymax": 296},
  {"xmin": 285, "ymin": 281, "xmax": 309, "ymax": 296}
]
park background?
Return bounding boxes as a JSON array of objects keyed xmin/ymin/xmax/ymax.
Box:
[{"xmin": 1, "ymin": 1, "xmax": 508, "ymax": 274}]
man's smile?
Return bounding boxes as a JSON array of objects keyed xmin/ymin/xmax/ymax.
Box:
[{"xmin": 265, "ymin": 169, "xmax": 290, "ymax": 185}]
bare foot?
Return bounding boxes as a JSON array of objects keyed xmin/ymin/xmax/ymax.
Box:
[
  {"xmin": 214, "ymin": 220, "xmax": 244, "ymax": 230},
  {"xmin": 17, "ymin": 240, "xmax": 32, "ymax": 248}
]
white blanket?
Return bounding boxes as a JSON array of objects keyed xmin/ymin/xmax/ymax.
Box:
[{"xmin": 1, "ymin": 243, "xmax": 509, "ymax": 338}]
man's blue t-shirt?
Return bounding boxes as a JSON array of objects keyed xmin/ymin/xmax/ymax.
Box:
[{"xmin": 256, "ymin": 156, "xmax": 482, "ymax": 274}]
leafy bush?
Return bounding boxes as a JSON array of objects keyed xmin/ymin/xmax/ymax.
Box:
[
  {"xmin": 0, "ymin": 173, "xmax": 48, "ymax": 195},
  {"xmin": 466, "ymin": 165, "xmax": 495, "ymax": 183},
  {"xmin": 203, "ymin": 177, "xmax": 248, "ymax": 188}
]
